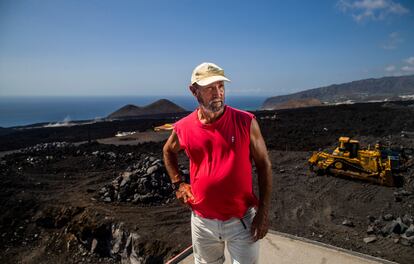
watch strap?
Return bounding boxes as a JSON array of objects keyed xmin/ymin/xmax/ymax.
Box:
[{"xmin": 172, "ymin": 180, "xmax": 183, "ymax": 190}]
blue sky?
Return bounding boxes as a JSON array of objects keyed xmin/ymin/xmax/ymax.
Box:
[{"xmin": 0, "ymin": 0, "xmax": 413, "ymax": 97}]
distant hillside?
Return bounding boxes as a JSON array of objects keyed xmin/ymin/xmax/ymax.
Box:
[
  {"xmin": 268, "ymin": 98, "xmax": 323, "ymax": 110},
  {"xmin": 262, "ymin": 75, "xmax": 414, "ymax": 110},
  {"xmin": 108, "ymin": 99, "xmax": 186, "ymax": 119}
]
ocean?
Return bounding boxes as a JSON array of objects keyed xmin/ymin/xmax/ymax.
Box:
[{"xmin": 0, "ymin": 96, "xmax": 267, "ymax": 128}]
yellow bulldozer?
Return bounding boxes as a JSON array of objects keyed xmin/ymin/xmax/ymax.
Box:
[{"xmin": 308, "ymin": 137, "xmax": 399, "ymax": 186}]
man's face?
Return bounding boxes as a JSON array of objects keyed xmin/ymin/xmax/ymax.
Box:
[{"xmin": 193, "ymin": 81, "xmax": 225, "ymax": 113}]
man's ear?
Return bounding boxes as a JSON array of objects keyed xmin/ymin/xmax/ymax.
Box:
[{"xmin": 189, "ymin": 85, "xmax": 197, "ymax": 96}]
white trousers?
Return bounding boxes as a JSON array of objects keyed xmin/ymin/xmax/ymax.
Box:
[{"xmin": 191, "ymin": 207, "xmax": 259, "ymax": 264}]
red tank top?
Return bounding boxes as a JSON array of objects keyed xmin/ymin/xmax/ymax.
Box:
[{"xmin": 173, "ymin": 105, "xmax": 258, "ymax": 220}]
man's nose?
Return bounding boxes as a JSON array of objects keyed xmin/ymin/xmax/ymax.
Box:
[{"xmin": 212, "ymin": 85, "xmax": 223, "ymax": 96}]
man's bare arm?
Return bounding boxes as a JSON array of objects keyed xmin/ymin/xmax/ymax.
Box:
[
  {"xmin": 163, "ymin": 130, "xmax": 194, "ymax": 204},
  {"xmin": 163, "ymin": 131, "xmax": 182, "ymax": 183},
  {"xmin": 249, "ymin": 118, "xmax": 272, "ymax": 241}
]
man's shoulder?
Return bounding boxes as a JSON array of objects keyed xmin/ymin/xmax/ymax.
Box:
[
  {"xmin": 174, "ymin": 109, "xmax": 197, "ymax": 128},
  {"xmin": 226, "ymin": 105, "xmax": 255, "ymax": 120}
]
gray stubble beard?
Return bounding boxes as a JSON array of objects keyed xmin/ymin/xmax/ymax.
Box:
[{"xmin": 197, "ymin": 96, "xmax": 225, "ymax": 113}]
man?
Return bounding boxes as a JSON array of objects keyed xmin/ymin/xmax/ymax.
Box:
[{"xmin": 163, "ymin": 62, "xmax": 272, "ymax": 264}]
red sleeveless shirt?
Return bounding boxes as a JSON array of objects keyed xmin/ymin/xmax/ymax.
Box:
[{"xmin": 173, "ymin": 105, "xmax": 258, "ymax": 220}]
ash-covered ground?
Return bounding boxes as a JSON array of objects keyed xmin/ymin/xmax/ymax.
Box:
[{"xmin": 1, "ymin": 101, "xmax": 414, "ymax": 264}]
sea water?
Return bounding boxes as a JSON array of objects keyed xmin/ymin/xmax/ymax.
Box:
[{"xmin": 0, "ymin": 96, "xmax": 267, "ymax": 128}]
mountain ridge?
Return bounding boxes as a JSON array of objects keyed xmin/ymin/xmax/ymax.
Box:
[
  {"xmin": 262, "ymin": 74, "xmax": 414, "ymax": 110},
  {"xmin": 107, "ymin": 99, "xmax": 187, "ymax": 119}
]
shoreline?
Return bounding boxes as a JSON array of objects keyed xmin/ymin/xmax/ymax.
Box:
[{"xmin": 0, "ymin": 96, "xmax": 268, "ymax": 128}]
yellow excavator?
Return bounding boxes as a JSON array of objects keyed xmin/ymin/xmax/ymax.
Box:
[{"xmin": 308, "ymin": 137, "xmax": 398, "ymax": 186}]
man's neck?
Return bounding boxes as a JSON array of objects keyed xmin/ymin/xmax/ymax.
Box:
[{"xmin": 197, "ymin": 106, "xmax": 225, "ymax": 124}]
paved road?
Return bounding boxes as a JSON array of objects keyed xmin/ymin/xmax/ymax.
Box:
[{"xmin": 172, "ymin": 231, "xmax": 396, "ymax": 264}]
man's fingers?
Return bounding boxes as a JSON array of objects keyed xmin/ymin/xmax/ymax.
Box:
[
  {"xmin": 254, "ymin": 230, "xmax": 261, "ymax": 241},
  {"xmin": 176, "ymin": 184, "xmax": 194, "ymax": 204},
  {"xmin": 251, "ymin": 225, "xmax": 268, "ymax": 241},
  {"xmin": 182, "ymin": 187, "xmax": 194, "ymax": 203},
  {"xmin": 183, "ymin": 191, "xmax": 189, "ymax": 203},
  {"xmin": 258, "ymin": 227, "xmax": 268, "ymax": 240},
  {"xmin": 258, "ymin": 229, "xmax": 267, "ymax": 239},
  {"xmin": 183, "ymin": 186, "xmax": 194, "ymax": 200},
  {"xmin": 250, "ymin": 212, "xmax": 269, "ymax": 241},
  {"xmin": 175, "ymin": 191, "xmax": 186, "ymax": 205},
  {"xmin": 251, "ymin": 222, "xmax": 257, "ymax": 238},
  {"xmin": 175, "ymin": 189, "xmax": 194, "ymax": 206}
]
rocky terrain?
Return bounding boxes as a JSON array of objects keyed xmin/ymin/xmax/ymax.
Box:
[{"xmin": 1, "ymin": 100, "xmax": 414, "ymax": 263}]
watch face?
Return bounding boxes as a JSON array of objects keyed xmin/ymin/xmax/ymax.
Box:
[{"xmin": 173, "ymin": 182, "xmax": 181, "ymax": 190}]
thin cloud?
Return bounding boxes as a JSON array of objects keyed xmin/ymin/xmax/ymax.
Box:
[
  {"xmin": 384, "ymin": 56, "xmax": 414, "ymax": 76},
  {"xmin": 382, "ymin": 32, "xmax": 403, "ymax": 49},
  {"xmin": 385, "ymin": 65, "xmax": 396, "ymax": 71},
  {"xmin": 405, "ymin": 56, "xmax": 414, "ymax": 65},
  {"xmin": 337, "ymin": 0, "xmax": 409, "ymax": 22},
  {"xmin": 401, "ymin": 66, "xmax": 414, "ymax": 72}
]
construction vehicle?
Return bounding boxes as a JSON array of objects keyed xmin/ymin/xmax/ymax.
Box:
[
  {"xmin": 154, "ymin": 123, "xmax": 174, "ymax": 132},
  {"xmin": 308, "ymin": 137, "xmax": 398, "ymax": 186}
]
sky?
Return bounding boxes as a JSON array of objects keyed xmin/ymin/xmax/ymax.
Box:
[{"xmin": 0, "ymin": 0, "xmax": 413, "ymax": 97}]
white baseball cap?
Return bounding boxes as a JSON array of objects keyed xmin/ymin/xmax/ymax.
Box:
[{"xmin": 191, "ymin": 62, "xmax": 231, "ymax": 86}]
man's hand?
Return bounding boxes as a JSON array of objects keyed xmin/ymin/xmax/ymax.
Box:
[
  {"xmin": 175, "ymin": 182, "xmax": 194, "ymax": 205},
  {"xmin": 251, "ymin": 209, "xmax": 269, "ymax": 241}
]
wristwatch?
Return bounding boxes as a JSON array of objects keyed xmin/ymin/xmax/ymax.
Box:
[{"xmin": 172, "ymin": 180, "xmax": 183, "ymax": 191}]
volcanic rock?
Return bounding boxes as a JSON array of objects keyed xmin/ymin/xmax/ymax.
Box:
[
  {"xmin": 97, "ymin": 154, "xmax": 181, "ymax": 205},
  {"xmin": 405, "ymin": 225, "xmax": 414, "ymax": 237},
  {"xmin": 400, "ymin": 234, "xmax": 414, "ymax": 246},
  {"xmin": 383, "ymin": 214, "xmax": 394, "ymax": 221},
  {"xmin": 402, "ymin": 215, "xmax": 413, "ymax": 226},
  {"xmin": 367, "ymin": 225, "xmax": 375, "ymax": 234},
  {"xmin": 396, "ymin": 217, "xmax": 409, "ymax": 234},
  {"xmin": 381, "ymin": 220, "xmax": 406, "ymax": 235},
  {"xmin": 363, "ymin": 236, "xmax": 377, "ymax": 244},
  {"xmin": 342, "ymin": 219, "xmax": 354, "ymax": 227},
  {"xmin": 122, "ymin": 233, "xmax": 144, "ymax": 264}
]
